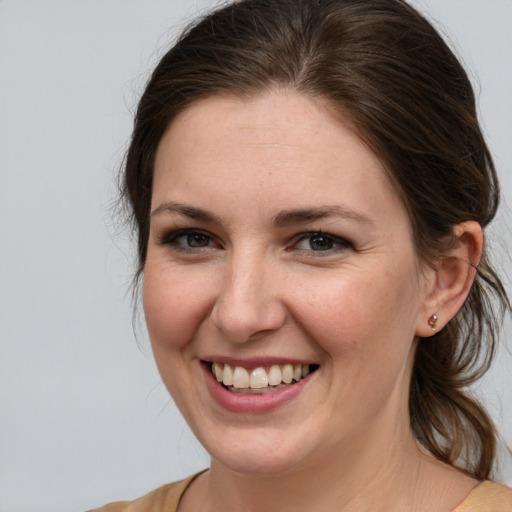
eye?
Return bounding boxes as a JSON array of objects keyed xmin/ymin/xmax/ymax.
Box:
[
  {"xmin": 292, "ymin": 232, "xmax": 351, "ymax": 253},
  {"xmin": 184, "ymin": 232, "xmax": 211, "ymax": 248},
  {"xmin": 159, "ymin": 229, "xmax": 218, "ymax": 250}
]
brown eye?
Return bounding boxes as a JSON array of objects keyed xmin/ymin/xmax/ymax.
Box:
[
  {"xmin": 292, "ymin": 231, "xmax": 351, "ymax": 254},
  {"xmin": 187, "ymin": 233, "xmax": 211, "ymax": 247},
  {"xmin": 308, "ymin": 235, "xmax": 334, "ymax": 251},
  {"xmin": 159, "ymin": 229, "xmax": 217, "ymax": 250}
]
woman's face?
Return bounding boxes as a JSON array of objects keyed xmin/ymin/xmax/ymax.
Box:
[{"xmin": 144, "ymin": 90, "xmax": 433, "ymax": 475}]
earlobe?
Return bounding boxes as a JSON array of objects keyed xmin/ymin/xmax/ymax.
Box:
[
  {"xmin": 427, "ymin": 313, "xmax": 438, "ymax": 332},
  {"xmin": 415, "ymin": 221, "xmax": 483, "ymax": 338}
]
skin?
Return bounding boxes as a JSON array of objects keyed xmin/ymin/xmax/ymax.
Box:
[{"xmin": 143, "ymin": 90, "xmax": 481, "ymax": 511}]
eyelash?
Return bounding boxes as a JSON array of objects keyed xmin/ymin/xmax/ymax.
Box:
[
  {"xmin": 291, "ymin": 231, "xmax": 352, "ymax": 255},
  {"xmin": 158, "ymin": 229, "xmax": 220, "ymax": 251},
  {"xmin": 158, "ymin": 229, "xmax": 352, "ymax": 256}
]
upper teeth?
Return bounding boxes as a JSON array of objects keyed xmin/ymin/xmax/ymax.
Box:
[{"xmin": 211, "ymin": 362, "xmax": 311, "ymax": 389}]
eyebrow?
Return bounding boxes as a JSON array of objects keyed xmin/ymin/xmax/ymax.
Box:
[
  {"xmin": 151, "ymin": 202, "xmax": 374, "ymax": 227},
  {"xmin": 151, "ymin": 202, "xmax": 223, "ymax": 225},
  {"xmin": 272, "ymin": 206, "xmax": 375, "ymax": 227}
]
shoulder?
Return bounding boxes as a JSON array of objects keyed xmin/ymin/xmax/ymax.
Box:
[
  {"xmin": 88, "ymin": 473, "xmax": 200, "ymax": 512},
  {"xmin": 452, "ymin": 481, "xmax": 512, "ymax": 512}
]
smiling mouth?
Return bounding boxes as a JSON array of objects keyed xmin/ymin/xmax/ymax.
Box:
[{"xmin": 208, "ymin": 362, "xmax": 319, "ymax": 394}]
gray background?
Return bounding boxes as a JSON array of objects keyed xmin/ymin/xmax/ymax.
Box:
[{"xmin": 1, "ymin": 1, "xmax": 511, "ymax": 511}]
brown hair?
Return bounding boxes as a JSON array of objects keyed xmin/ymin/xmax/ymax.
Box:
[{"xmin": 123, "ymin": 0, "xmax": 509, "ymax": 479}]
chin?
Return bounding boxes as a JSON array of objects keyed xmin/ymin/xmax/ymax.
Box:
[
  {"xmin": 211, "ymin": 449, "xmax": 304, "ymax": 477},
  {"xmin": 201, "ymin": 426, "xmax": 322, "ymax": 477}
]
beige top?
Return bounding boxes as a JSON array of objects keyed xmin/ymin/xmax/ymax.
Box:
[
  {"xmin": 89, "ymin": 475, "xmax": 197, "ymax": 512},
  {"xmin": 90, "ymin": 474, "xmax": 512, "ymax": 512}
]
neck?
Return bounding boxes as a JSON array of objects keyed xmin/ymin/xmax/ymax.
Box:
[{"xmin": 200, "ymin": 422, "xmax": 430, "ymax": 512}]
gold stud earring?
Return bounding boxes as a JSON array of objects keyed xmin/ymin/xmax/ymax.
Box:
[{"xmin": 428, "ymin": 314, "xmax": 438, "ymax": 331}]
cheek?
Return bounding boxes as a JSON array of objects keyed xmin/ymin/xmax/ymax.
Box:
[
  {"xmin": 292, "ymin": 263, "xmax": 421, "ymax": 366},
  {"xmin": 292, "ymin": 265, "xmax": 421, "ymax": 426},
  {"xmin": 142, "ymin": 262, "xmax": 214, "ymax": 351}
]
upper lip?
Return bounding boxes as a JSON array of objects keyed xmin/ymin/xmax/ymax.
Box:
[{"xmin": 201, "ymin": 356, "xmax": 318, "ymax": 367}]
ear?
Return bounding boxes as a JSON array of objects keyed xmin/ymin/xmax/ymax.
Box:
[{"xmin": 415, "ymin": 221, "xmax": 483, "ymax": 337}]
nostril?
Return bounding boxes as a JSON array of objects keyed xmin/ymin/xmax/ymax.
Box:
[
  {"xmin": 210, "ymin": 300, "xmax": 287, "ymax": 343},
  {"xmin": 210, "ymin": 265, "xmax": 287, "ymax": 343}
]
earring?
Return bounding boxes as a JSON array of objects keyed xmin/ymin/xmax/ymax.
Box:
[{"xmin": 428, "ymin": 314, "xmax": 438, "ymax": 331}]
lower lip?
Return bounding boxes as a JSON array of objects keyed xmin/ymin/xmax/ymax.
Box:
[{"xmin": 203, "ymin": 364, "xmax": 315, "ymax": 413}]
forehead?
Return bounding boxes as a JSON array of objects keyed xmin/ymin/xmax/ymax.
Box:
[{"xmin": 152, "ymin": 90, "xmax": 403, "ymax": 223}]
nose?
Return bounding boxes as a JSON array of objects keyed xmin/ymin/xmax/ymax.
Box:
[{"xmin": 210, "ymin": 252, "xmax": 287, "ymax": 343}]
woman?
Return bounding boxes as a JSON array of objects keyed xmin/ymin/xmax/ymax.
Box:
[{"xmin": 93, "ymin": 0, "xmax": 511, "ymax": 510}]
